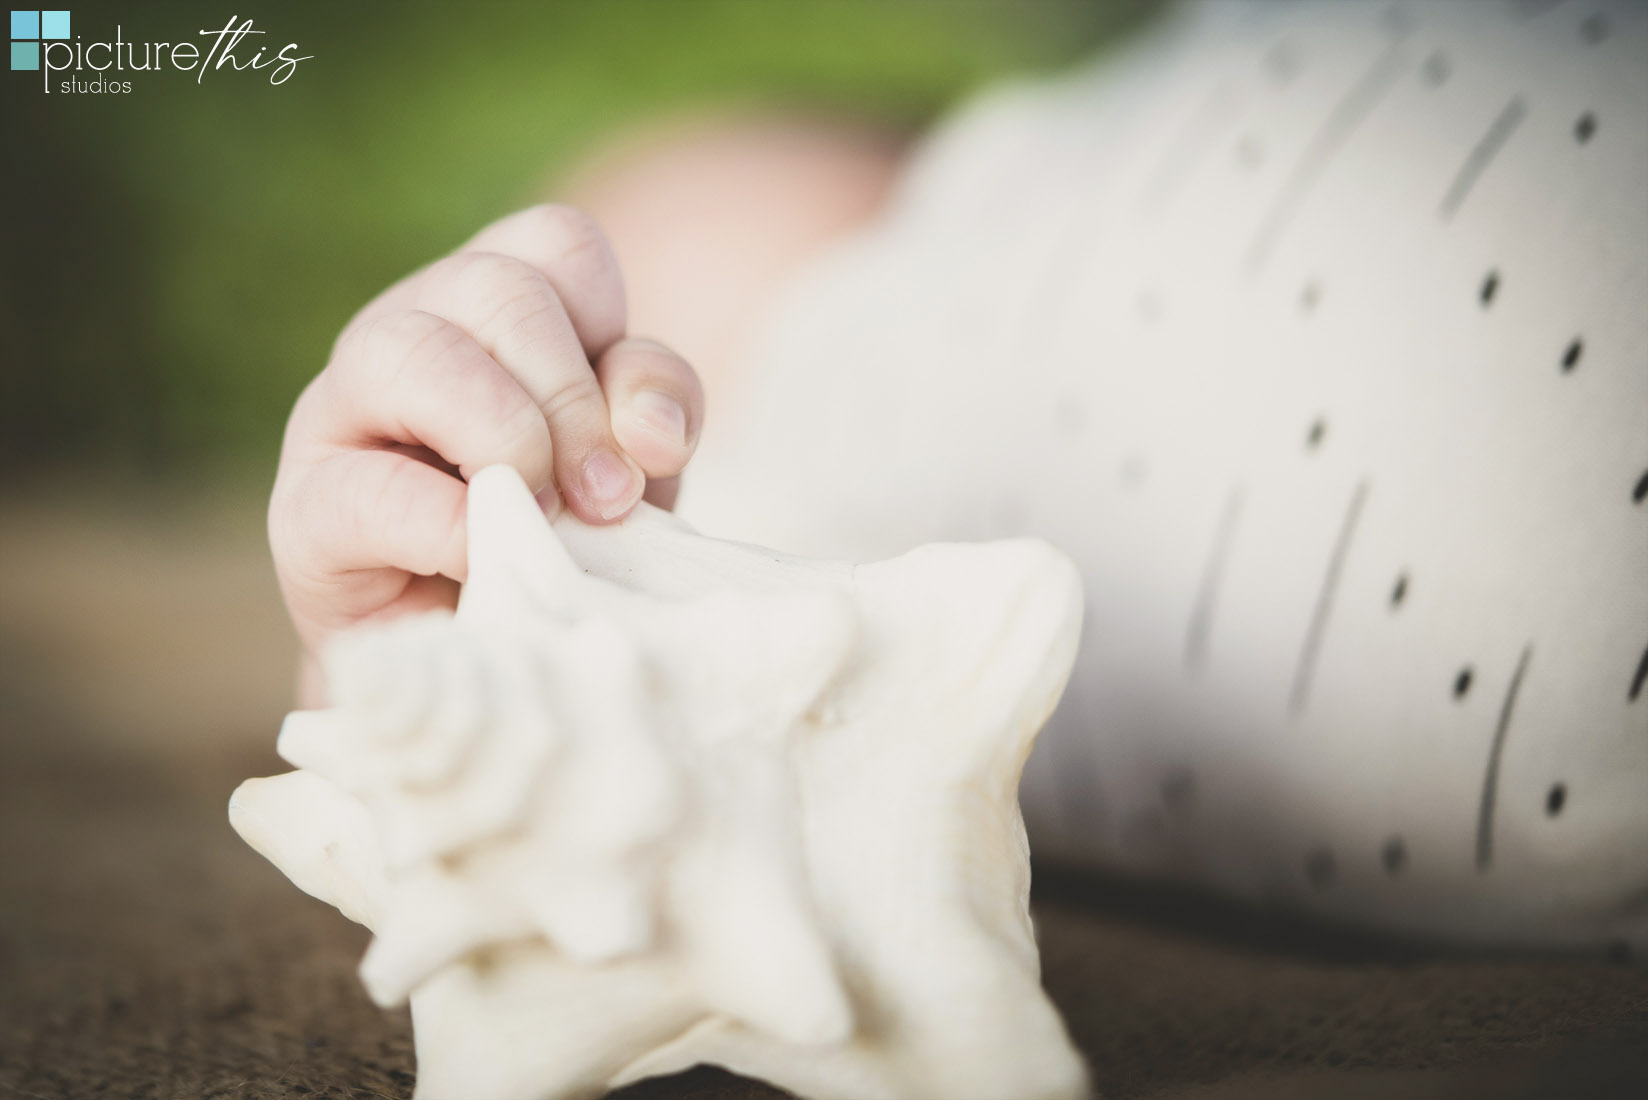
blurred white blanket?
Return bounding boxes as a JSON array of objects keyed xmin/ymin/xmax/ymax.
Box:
[{"xmin": 683, "ymin": 0, "xmax": 1648, "ymax": 950}]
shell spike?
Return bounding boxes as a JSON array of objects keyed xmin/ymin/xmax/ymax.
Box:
[{"xmin": 459, "ymin": 464, "xmax": 583, "ymax": 623}]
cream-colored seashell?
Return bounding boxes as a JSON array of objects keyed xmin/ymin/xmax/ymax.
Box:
[{"xmin": 230, "ymin": 464, "xmax": 1090, "ymax": 1100}]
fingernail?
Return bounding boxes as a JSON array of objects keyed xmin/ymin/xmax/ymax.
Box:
[
  {"xmin": 581, "ymin": 450, "xmax": 640, "ymax": 520},
  {"xmin": 631, "ymin": 390, "xmax": 687, "ymax": 446}
]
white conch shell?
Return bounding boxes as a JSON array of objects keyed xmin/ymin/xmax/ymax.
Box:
[{"xmin": 230, "ymin": 465, "xmax": 1089, "ymax": 1100}]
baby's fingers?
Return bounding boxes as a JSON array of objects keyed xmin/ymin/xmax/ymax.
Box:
[
  {"xmin": 411, "ymin": 251, "xmax": 643, "ymax": 523},
  {"xmin": 271, "ymin": 449, "xmax": 469, "ymax": 643},
  {"xmin": 461, "ymin": 204, "xmax": 627, "ymax": 356},
  {"xmin": 309, "ymin": 449, "xmax": 468, "ymax": 578},
  {"xmin": 597, "ymin": 338, "xmax": 704, "ymax": 508},
  {"xmin": 319, "ymin": 309, "xmax": 556, "ymax": 491},
  {"xmin": 339, "ymin": 204, "xmax": 626, "ymax": 362}
]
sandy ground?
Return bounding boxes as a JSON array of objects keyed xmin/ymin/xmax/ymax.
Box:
[{"xmin": 1, "ymin": 488, "xmax": 1644, "ymax": 1099}]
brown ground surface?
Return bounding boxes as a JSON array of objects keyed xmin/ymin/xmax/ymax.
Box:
[{"xmin": 1, "ymin": 490, "xmax": 1644, "ymax": 1100}]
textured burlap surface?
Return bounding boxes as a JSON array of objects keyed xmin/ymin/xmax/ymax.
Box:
[{"xmin": 1, "ymin": 496, "xmax": 1643, "ymax": 1100}]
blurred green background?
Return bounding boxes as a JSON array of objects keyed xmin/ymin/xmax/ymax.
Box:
[{"xmin": 2, "ymin": 0, "xmax": 1153, "ymax": 488}]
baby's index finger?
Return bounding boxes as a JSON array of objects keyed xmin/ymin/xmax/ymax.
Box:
[
  {"xmin": 332, "ymin": 203, "xmax": 627, "ymax": 367},
  {"xmin": 402, "ymin": 250, "xmax": 643, "ymax": 525},
  {"xmin": 461, "ymin": 204, "xmax": 628, "ymax": 357},
  {"xmin": 323, "ymin": 308, "xmax": 555, "ymax": 493}
]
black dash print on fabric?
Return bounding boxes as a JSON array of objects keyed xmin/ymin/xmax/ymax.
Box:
[
  {"xmin": 1390, "ymin": 572, "xmax": 1409, "ymax": 608},
  {"xmin": 1441, "ymin": 97, "xmax": 1527, "ymax": 218},
  {"xmin": 1633, "ymin": 469, "xmax": 1648, "ymax": 504},
  {"xmin": 1546, "ymin": 782, "xmax": 1567, "ymax": 816},
  {"xmin": 1289, "ymin": 480, "xmax": 1370, "ymax": 715},
  {"xmin": 1382, "ymin": 836, "xmax": 1407, "ymax": 874},
  {"xmin": 1454, "ymin": 666, "xmax": 1474, "ymax": 699},
  {"xmin": 1475, "ymin": 645, "xmax": 1533, "ymax": 870},
  {"xmin": 1247, "ymin": 40, "xmax": 1410, "ymax": 270},
  {"xmin": 1480, "ymin": 270, "xmax": 1501, "ymax": 306},
  {"xmin": 1304, "ymin": 848, "xmax": 1337, "ymax": 887},
  {"xmin": 1629, "ymin": 643, "xmax": 1648, "ymax": 703},
  {"xmin": 1575, "ymin": 112, "xmax": 1597, "ymax": 142},
  {"xmin": 1561, "ymin": 338, "xmax": 1583, "ymax": 372},
  {"xmin": 1185, "ymin": 488, "xmax": 1244, "ymax": 673}
]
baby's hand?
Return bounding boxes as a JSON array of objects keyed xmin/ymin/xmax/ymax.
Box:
[{"xmin": 270, "ymin": 205, "xmax": 703, "ymax": 696}]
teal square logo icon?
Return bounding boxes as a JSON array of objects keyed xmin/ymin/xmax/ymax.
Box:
[{"xmin": 11, "ymin": 9, "xmax": 64, "ymax": 71}]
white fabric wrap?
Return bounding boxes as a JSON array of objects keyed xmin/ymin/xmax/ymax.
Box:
[{"xmin": 681, "ymin": 0, "xmax": 1648, "ymax": 950}]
